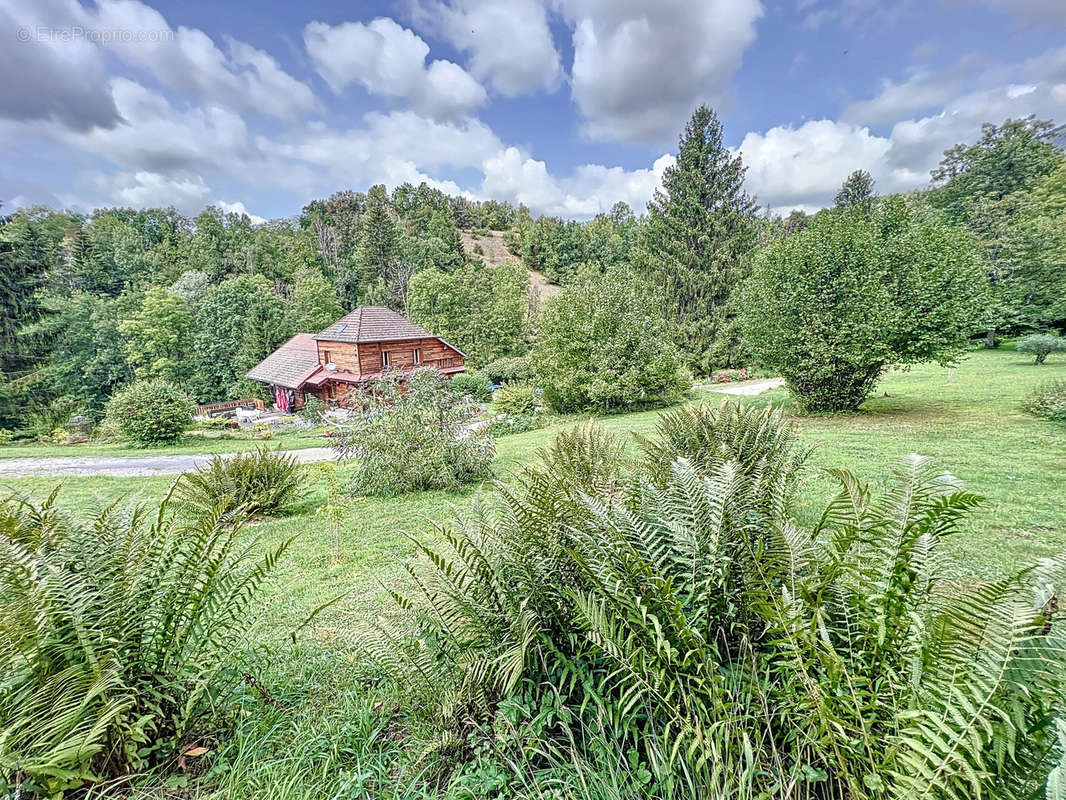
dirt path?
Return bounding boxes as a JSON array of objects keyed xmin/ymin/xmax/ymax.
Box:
[
  {"xmin": 0, "ymin": 447, "xmax": 337, "ymax": 478},
  {"xmin": 706, "ymin": 378, "xmax": 786, "ymax": 396}
]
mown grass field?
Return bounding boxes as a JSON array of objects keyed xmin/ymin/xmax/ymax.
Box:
[{"xmin": 3, "ymin": 344, "xmax": 1065, "ymax": 797}]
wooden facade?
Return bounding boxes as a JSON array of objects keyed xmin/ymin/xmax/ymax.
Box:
[{"xmin": 245, "ymin": 307, "xmax": 465, "ymax": 411}]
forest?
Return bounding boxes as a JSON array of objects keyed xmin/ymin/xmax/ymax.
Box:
[{"xmin": 1, "ymin": 111, "xmax": 1064, "ymax": 435}]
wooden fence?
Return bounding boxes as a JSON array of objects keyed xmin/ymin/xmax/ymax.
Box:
[{"xmin": 195, "ymin": 398, "xmax": 265, "ymax": 417}]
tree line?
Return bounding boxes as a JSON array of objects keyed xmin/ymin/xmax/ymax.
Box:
[{"xmin": 1, "ymin": 108, "xmax": 1063, "ymax": 432}]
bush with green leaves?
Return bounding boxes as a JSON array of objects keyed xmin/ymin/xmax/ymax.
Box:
[
  {"xmin": 105, "ymin": 379, "xmax": 194, "ymax": 444},
  {"xmin": 1023, "ymin": 378, "xmax": 1066, "ymax": 422},
  {"xmin": 0, "ymin": 489, "xmax": 289, "ymax": 797},
  {"xmin": 739, "ymin": 199, "xmax": 987, "ymax": 412},
  {"xmin": 177, "ymin": 447, "xmax": 306, "ymax": 517},
  {"xmin": 300, "ymin": 393, "xmax": 326, "ymax": 422},
  {"xmin": 1017, "ymin": 332, "xmax": 1066, "ymax": 364},
  {"xmin": 479, "ymin": 355, "xmax": 532, "ymax": 385},
  {"xmin": 532, "ymin": 272, "xmax": 689, "ymax": 413},
  {"xmin": 328, "ymin": 367, "xmax": 494, "ymax": 496},
  {"xmin": 366, "ymin": 405, "xmax": 1066, "ymax": 799},
  {"xmin": 448, "ymin": 371, "xmax": 494, "ymax": 402},
  {"xmin": 493, "ymin": 381, "xmax": 538, "ymax": 416}
]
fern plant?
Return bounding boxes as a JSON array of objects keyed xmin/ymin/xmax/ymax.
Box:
[
  {"xmin": 0, "ymin": 487, "xmax": 290, "ymax": 797},
  {"xmin": 177, "ymin": 446, "xmax": 306, "ymax": 516},
  {"xmin": 371, "ymin": 408, "xmax": 1066, "ymax": 798}
]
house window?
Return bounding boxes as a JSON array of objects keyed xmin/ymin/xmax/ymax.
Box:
[
  {"xmin": 413, "ymin": 347, "xmax": 421, "ymax": 364},
  {"xmin": 322, "ymin": 350, "xmax": 332, "ymax": 364},
  {"xmin": 381, "ymin": 350, "xmax": 390, "ymax": 368}
]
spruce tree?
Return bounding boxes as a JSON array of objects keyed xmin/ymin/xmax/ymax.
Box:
[
  {"xmin": 640, "ymin": 105, "xmax": 757, "ymax": 372},
  {"xmin": 351, "ymin": 184, "xmax": 400, "ymax": 306}
]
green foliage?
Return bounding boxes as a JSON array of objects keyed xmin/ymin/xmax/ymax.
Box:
[
  {"xmin": 177, "ymin": 447, "xmax": 307, "ymax": 517},
  {"xmin": 287, "ymin": 266, "xmax": 343, "ymax": 333},
  {"xmin": 740, "ymin": 199, "xmax": 987, "ymax": 411},
  {"xmin": 408, "ymin": 260, "xmax": 529, "ymax": 366},
  {"xmin": 493, "ymin": 382, "xmax": 537, "ymax": 416},
  {"xmin": 192, "ymin": 275, "xmax": 290, "ymax": 402},
  {"xmin": 479, "ymin": 355, "xmax": 531, "ymax": 385},
  {"xmin": 1017, "ymin": 333, "xmax": 1066, "ymax": 364},
  {"xmin": 105, "ymin": 379, "xmax": 194, "ymax": 445},
  {"xmin": 449, "ymin": 372, "xmax": 494, "ymax": 402},
  {"xmin": 329, "ymin": 368, "xmax": 494, "ymax": 496},
  {"xmin": 532, "ymin": 272, "xmax": 689, "ymax": 413},
  {"xmin": 299, "ymin": 393, "xmax": 326, "ymax": 422},
  {"xmin": 835, "ymin": 169, "xmax": 876, "ymax": 211},
  {"xmin": 638, "ymin": 105, "xmax": 757, "ymax": 372},
  {"xmin": 0, "ymin": 488, "xmax": 289, "ymax": 796},
  {"xmin": 372, "ymin": 411, "xmax": 1066, "ymax": 799},
  {"xmin": 1023, "ymin": 379, "xmax": 1066, "ymax": 422},
  {"xmin": 117, "ymin": 286, "xmax": 194, "ymax": 384}
]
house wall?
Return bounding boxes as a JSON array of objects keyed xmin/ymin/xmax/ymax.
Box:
[
  {"xmin": 316, "ymin": 341, "xmax": 360, "ymax": 373},
  {"xmin": 357, "ymin": 337, "xmax": 463, "ymax": 374}
]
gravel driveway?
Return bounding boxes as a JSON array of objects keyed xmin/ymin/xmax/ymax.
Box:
[
  {"xmin": 706, "ymin": 378, "xmax": 786, "ymax": 396},
  {"xmin": 0, "ymin": 447, "xmax": 337, "ymax": 478}
]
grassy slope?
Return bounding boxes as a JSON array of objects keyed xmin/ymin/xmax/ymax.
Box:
[{"xmin": 5, "ymin": 346, "xmax": 1065, "ymax": 797}]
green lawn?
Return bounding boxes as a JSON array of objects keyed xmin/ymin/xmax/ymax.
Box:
[
  {"xmin": 0, "ymin": 425, "xmax": 327, "ymax": 459},
  {"xmin": 5, "ymin": 345, "xmax": 1065, "ymax": 797}
]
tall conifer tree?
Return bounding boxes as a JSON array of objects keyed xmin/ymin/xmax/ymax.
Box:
[{"xmin": 640, "ymin": 106, "xmax": 756, "ymax": 372}]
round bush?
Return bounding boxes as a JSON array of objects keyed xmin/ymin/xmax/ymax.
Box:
[
  {"xmin": 1016, "ymin": 333, "xmax": 1066, "ymax": 364},
  {"xmin": 479, "ymin": 356, "xmax": 532, "ymax": 385},
  {"xmin": 493, "ymin": 382, "xmax": 537, "ymax": 416},
  {"xmin": 106, "ymin": 380, "xmax": 194, "ymax": 445},
  {"xmin": 449, "ymin": 372, "xmax": 494, "ymax": 402}
]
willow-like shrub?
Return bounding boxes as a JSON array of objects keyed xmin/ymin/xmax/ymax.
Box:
[{"xmin": 329, "ymin": 368, "xmax": 494, "ymax": 496}]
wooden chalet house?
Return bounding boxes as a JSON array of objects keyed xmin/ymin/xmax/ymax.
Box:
[{"xmin": 245, "ymin": 306, "xmax": 465, "ymax": 411}]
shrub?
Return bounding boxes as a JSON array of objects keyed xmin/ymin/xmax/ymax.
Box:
[
  {"xmin": 532, "ymin": 272, "xmax": 689, "ymax": 413},
  {"xmin": 708, "ymin": 367, "xmax": 749, "ymax": 384},
  {"xmin": 177, "ymin": 447, "xmax": 306, "ymax": 517},
  {"xmin": 328, "ymin": 368, "xmax": 494, "ymax": 496},
  {"xmin": 300, "ymin": 394, "xmax": 326, "ymax": 422},
  {"xmin": 197, "ymin": 415, "xmax": 234, "ymax": 430},
  {"xmin": 486, "ymin": 413, "xmax": 542, "ymax": 437},
  {"xmin": 0, "ymin": 489, "xmax": 288, "ymax": 796},
  {"xmin": 1017, "ymin": 333, "xmax": 1066, "ymax": 364},
  {"xmin": 105, "ymin": 379, "xmax": 194, "ymax": 445},
  {"xmin": 1023, "ymin": 379, "xmax": 1066, "ymax": 422},
  {"xmin": 0, "ymin": 429, "xmax": 11, "ymax": 445},
  {"xmin": 493, "ymin": 382, "xmax": 537, "ymax": 416},
  {"xmin": 368, "ymin": 409, "xmax": 1066, "ymax": 798},
  {"xmin": 739, "ymin": 199, "xmax": 987, "ymax": 411},
  {"xmin": 479, "ymin": 355, "xmax": 532, "ymax": 385},
  {"xmin": 449, "ymin": 372, "xmax": 494, "ymax": 402}
]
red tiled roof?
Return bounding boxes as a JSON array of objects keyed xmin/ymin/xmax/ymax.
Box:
[
  {"xmin": 244, "ymin": 333, "xmax": 320, "ymax": 389},
  {"xmin": 314, "ymin": 306, "xmax": 436, "ymax": 344}
]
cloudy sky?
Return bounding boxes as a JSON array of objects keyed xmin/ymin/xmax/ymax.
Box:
[{"xmin": 2, "ymin": 0, "xmax": 1064, "ymax": 221}]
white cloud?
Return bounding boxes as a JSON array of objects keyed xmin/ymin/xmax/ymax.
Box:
[
  {"xmin": 479, "ymin": 147, "xmax": 674, "ymax": 217},
  {"xmin": 410, "ymin": 0, "xmax": 562, "ymax": 96},
  {"xmin": 738, "ymin": 121, "xmax": 898, "ymax": 213},
  {"xmin": 78, "ymin": 169, "xmax": 212, "ymax": 212},
  {"xmin": 0, "ymin": 0, "xmax": 121, "ymax": 129},
  {"xmin": 303, "ymin": 17, "xmax": 486, "ymax": 120},
  {"xmin": 556, "ymin": 0, "xmax": 763, "ymax": 144},
  {"xmin": 84, "ymin": 0, "xmax": 317, "ymax": 119},
  {"xmin": 216, "ymin": 200, "xmax": 266, "ymax": 224},
  {"xmin": 738, "ymin": 57, "xmax": 1066, "ymax": 213}
]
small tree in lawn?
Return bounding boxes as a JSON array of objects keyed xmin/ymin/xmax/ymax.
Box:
[
  {"xmin": 328, "ymin": 368, "xmax": 493, "ymax": 496},
  {"xmin": 532, "ymin": 271, "xmax": 689, "ymax": 413},
  {"xmin": 739, "ymin": 198, "xmax": 986, "ymax": 412},
  {"xmin": 1017, "ymin": 333, "xmax": 1066, "ymax": 364},
  {"xmin": 105, "ymin": 379, "xmax": 195, "ymax": 445}
]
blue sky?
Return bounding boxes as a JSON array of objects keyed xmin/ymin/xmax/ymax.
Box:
[{"xmin": 1, "ymin": 0, "xmax": 1064, "ymax": 221}]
